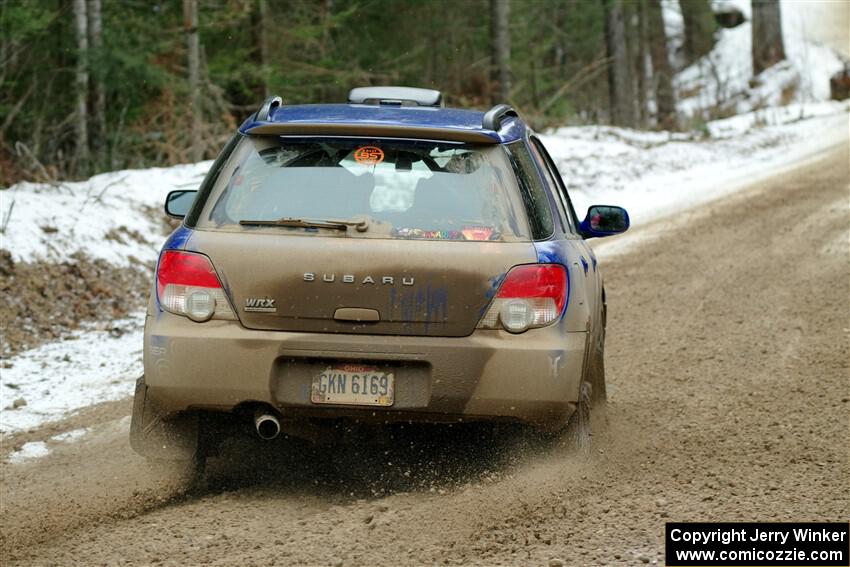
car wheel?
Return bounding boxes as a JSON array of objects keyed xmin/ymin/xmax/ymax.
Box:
[
  {"xmin": 587, "ymin": 291, "xmax": 608, "ymax": 404},
  {"xmin": 586, "ymin": 336, "xmax": 607, "ymax": 404},
  {"xmin": 563, "ymin": 316, "xmax": 607, "ymax": 450},
  {"xmin": 564, "ymin": 381, "xmax": 591, "ymax": 452}
]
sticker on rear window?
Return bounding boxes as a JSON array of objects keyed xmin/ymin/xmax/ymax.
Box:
[
  {"xmin": 354, "ymin": 146, "xmax": 384, "ymax": 165},
  {"xmin": 391, "ymin": 227, "xmax": 500, "ymax": 241},
  {"xmin": 392, "ymin": 228, "xmax": 459, "ymax": 239},
  {"xmin": 462, "ymin": 226, "xmax": 494, "ymax": 241}
]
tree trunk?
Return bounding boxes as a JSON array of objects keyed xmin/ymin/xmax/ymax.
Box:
[
  {"xmin": 490, "ymin": 0, "xmax": 511, "ymax": 104},
  {"xmin": 73, "ymin": 0, "xmax": 89, "ymax": 171},
  {"xmin": 1, "ymin": 0, "xmax": 8, "ymax": 87},
  {"xmin": 751, "ymin": 0, "xmax": 785, "ymax": 75},
  {"xmin": 257, "ymin": 0, "xmax": 271, "ymax": 97},
  {"xmin": 88, "ymin": 0, "xmax": 105, "ymax": 168},
  {"xmin": 681, "ymin": 0, "xmax": 716, "ymax": 64},
  {"xmin": 647, "ymin": 0, "xmax": 676, "ymax": 129},
  {"xmin": 183, "ymin": 0, "xmax": 202, "ymax": 162},
  {"xmin": 635, "ymin": 0, "xmax": 649, "ymax": 128},
  {"xmin": 603, "ymin": 0, "xmax": 636, "ymax": 128},
  {"xmin": 316, "ymin": 0, "xmax": 333, "ymax": 100}
]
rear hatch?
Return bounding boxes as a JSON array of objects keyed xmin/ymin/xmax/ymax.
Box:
[
  {"xmin": 188, "ymin": 232, "xmax": 535, "ymax": 336},
  {"xmin": 187, "ymin": 135, "xmax": 537, "ymax": 337}
]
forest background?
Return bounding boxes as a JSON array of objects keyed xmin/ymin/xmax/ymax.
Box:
[{"xmin": 0, "ymin": 0, "xmax": 822, "ymax": 185}]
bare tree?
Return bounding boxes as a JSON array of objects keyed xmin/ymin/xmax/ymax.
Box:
[
  {"xmin": 183, "ymin": 0, "xmax": 202, "ymax": 162},
  {"xmin": 490, "ymin": 0, "xmax": 511, "ymax": 104},
  {"xmin": 647, "ymin": 0, "xmax": 676, "ymax": 129},
  {"xmin": 88, "ymin": 0, "xmax": 105, "ymax": 167},
  {"xmin": 603, "ymin": 0, "xmax": 637, "ymax": 127},
  {"xmin": 751, "ymin": 0, "xmax": 785, "ymax": 75},
  {"xmin": 73, "ymin": 0, "xmax": 89, "ymax": 170}
]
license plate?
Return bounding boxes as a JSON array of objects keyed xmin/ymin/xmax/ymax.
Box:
[{"xmin": 311, "ymin": 364, "xmax": 394, "ymax": 406}]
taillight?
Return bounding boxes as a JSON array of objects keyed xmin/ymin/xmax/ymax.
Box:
[
  {"xmin": 156, "ymin": 250, "xmax": 235, "ymax": 322},
  {"xmin": 477, "ymin": 264, "xmax": 568, "ymax": 333}
]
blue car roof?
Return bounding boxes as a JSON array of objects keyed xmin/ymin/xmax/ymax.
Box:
[{"xmin": 238, "ymin": 104, "xmax": 527, "ymax": 144}]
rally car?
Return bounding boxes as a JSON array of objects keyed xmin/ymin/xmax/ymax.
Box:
[{"xmin": 130, "ymin": 86, "xmax": 629, "ymax": 466}]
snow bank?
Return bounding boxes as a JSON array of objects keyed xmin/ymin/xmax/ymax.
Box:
[
  {"xmin": 0, "ymin": 161, "xmax": 211, "ymax": 266},
  {"xmin": 541, "ymin": 101, "xmax": 849, "ymax": 225}
]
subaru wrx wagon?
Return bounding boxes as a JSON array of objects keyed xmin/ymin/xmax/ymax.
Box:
[{"xmin": 130, "ymin": 86, "xmax": 629, "ymax": 466}]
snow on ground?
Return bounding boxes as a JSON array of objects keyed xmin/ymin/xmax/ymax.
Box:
[
  {"xmin": 5, "ymin": 424, "xmax": 116, "ymax": 463},
  {"xmin": 670, "ymin": 0, "xmax": 847, "ymax": 120},
  {"xmin": 0, "ymin": 161, "xmax": 211, "ymax": 265},
  {"xmin": 1, "ymin": 313, "xmax": 144, "ymax": 434},
  {"xmin": 6, "ymin": 441, "xmax": 49, "ymax": 463},
  {"xmin": 0, "ymin": 103, "xmax": 847, "ymax": 440},
  {"xmin": 49, "ymin": 426, "xmax": 89, "ymax": 443},
  {"xmin": 541, "ymin": 101, "xmax": 849, "ymax": 225}
]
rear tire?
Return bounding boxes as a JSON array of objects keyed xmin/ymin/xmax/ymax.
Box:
[
  {"xmin": 564, "ymin": 381, "xmax": 591, "ymax": 452},
  {"xmin": 586, "ymin": 337, "xmax": 607, "ymax": 404},
  {"xmin": 588, "ymin": 294, "xmax": 608, "ymax": 404},
  {"xmin": 564, "ymin": 310, "xmax": 607, "ymax": 451}
]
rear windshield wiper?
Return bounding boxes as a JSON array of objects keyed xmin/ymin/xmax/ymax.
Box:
[{"xmin": 239, "ymin": 217, "xmax": 368, "ymax": 232}]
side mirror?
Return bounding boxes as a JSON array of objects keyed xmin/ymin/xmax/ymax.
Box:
[
  {"xmin": 164, "ymin": 190, "xmax": 197, "ymax": 219},
  {"xmin": 579, "ymin": 205, "xmax": 630, "ymax": 238}
]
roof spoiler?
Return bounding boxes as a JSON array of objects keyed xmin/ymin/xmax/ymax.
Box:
[
  {"xmin": 482, "ymin": 104, "xmax": 517, "ymax": 131},
  {"xmin": 256, "ymin": 95, "xmax": 283, "ymax": 120},
  {"xmin": 243, "ymin": 122, "xmax": 500, "ymax": 144},
  {"xmin": 348, "ymin": 86, "xmax": 443, "ymax": 107}
]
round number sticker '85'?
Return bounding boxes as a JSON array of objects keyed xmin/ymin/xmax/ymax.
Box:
[{"xmin": 354, "ymin": 146, "xmax": 384, "ymax": 165}]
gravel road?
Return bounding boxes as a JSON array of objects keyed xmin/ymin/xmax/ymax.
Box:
[{"xmin": 2, "ymin": 143, "xmax": 848, "ymax": 566}]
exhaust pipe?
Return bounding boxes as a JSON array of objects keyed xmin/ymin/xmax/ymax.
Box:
[{"xmin": 254, "ymin": 409, "xmax": 281, "ymax": 440}]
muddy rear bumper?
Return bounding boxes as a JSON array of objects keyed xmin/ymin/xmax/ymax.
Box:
[{"xmin": 143, "ymin": 312, "xmax": 587, "ymax": 429}]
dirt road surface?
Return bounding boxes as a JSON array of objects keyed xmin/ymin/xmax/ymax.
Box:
[{"xmin": 2, "ymin": 143, "xmax": 848, "ymax": 566}]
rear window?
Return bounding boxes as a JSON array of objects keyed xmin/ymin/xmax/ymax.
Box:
[{"xmin": 196, "ymin": 137, "xmax": 532, "ymax": 242}]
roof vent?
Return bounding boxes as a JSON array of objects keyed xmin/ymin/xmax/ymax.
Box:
[
  {"xmin": 348, "ymin": 86, "xmax": 443, "ymax": 107},
  {"xmin": 482, "ymin": 104, "xmax": 517, "ymax": 131},
  {"xmin": 256, "ymin": 95, "xmax": 282, "ymax": 121}
]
